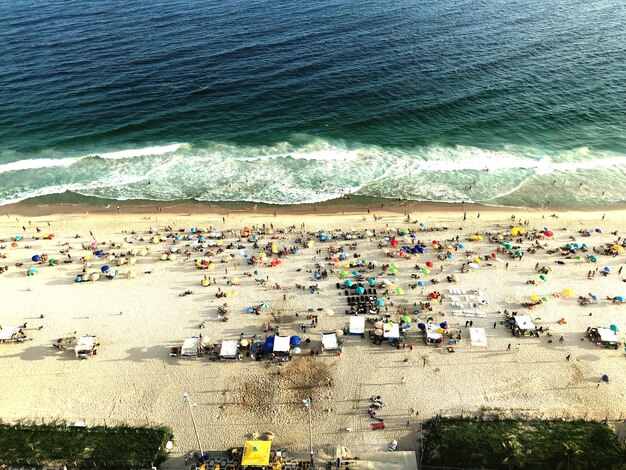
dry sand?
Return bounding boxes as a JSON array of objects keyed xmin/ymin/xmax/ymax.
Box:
[{"xmin": 0, "ymin": 206, "xmax": 625, "ymax": 460}]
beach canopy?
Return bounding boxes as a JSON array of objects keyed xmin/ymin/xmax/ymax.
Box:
[
  {"xmin": 219, "ymin": 340, "xmax": 238, "ymax": 359},
  {"xmin": 75, "ymin": 336, "xmax": 96, "ymax": 356},
  {"xmin": 349, "ymin": 316, "xmax": 365, "ymax": 335},
  {"xmin": 469, "ymin": 328, "xmax": 487, "ymax": 347},
  {"xmin": 181, "ymin": 337, "xmax": 200, "ymax": 357},
  {"xmin": 426, "ymin": 323, "xmax": 443, "ymax": 341},
  {"xmin": 0, "ymin": 326, "xmax": 18, "ymax": 341},
  {"xmin": 515, "ymin": 315, "xmax": 535, "ymax": 330},
  {"xmin": 597, "ymin": 328, "xmax": 619, "ymax": 343},
  {"xmin": 383, "ymin": 322, "xmax": 400, "ymax": 339},
  {"xmin": 241, "ymin": 440, "xmax": 271, "ymax": 467},
  {"xmin": 322, "ymin": 332, "xmax": 338, "ymax": 350},
  {"xmin": 273, "ymin": 335, "xmax": 291, "ymax": 353}
]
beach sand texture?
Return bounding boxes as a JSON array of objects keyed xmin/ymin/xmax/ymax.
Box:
[{"xmin": 0, "ymin": 208, "xmax": 624, "ymax": 458}]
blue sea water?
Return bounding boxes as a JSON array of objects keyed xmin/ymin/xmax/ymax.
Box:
[{"xmin": 0, "ymin": 0, "xmax": 625, "ymax": 208}]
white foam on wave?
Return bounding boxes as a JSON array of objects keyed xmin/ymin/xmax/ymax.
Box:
[{"xmin": 0, "ymin": 143, "xmax": 184, "ymax": 175}]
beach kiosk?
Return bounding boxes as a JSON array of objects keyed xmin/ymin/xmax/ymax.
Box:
[
  {"xmin": 75, "ymin": 336, "xmax": 99, "ymax": 359},
  {"xmin": 241, "ymin": 440, "xmax": 271, "ymax": 467},
  {"xmin": 219, "ymin": 339, "xmax": 239, "ymax": 360},
  {"xmin": 348, "ymin": 316, "xmax": 366, "ymax": 336},
  {"xmin": 181, "ymin": 337, "xmax": 201, "ymax": 358},
  {"xmin": 272, "ymin": 335, "xmax": 291, "ymax": 357},
  {"xmin": 513, "ymin": 315, "xmax": 535, "ymax": 337},
  {"xmin": 588, "ymin": 327, "xmax": 621, "ymax": 349},
  {"xmin": 322, "ymin": 332, "xmax": 339, "ymax": 351}
]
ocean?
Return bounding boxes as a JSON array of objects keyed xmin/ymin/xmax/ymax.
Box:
[{"xmin": 0, "ymin": 0, "xmax": 625, "ymax": 208}]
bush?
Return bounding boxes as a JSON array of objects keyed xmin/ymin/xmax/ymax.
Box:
[{"xmin": 0, "ymin": 422, "xmax": 171, "ymax": 469}]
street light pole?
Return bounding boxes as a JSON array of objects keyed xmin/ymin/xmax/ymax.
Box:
[
  {"xmin": 303, "ymin": 396, "xmax": 314, "ymax": 464},
  {"xmin": 183, "ymin": 392, "xmax": 204, "ymax": 456}
]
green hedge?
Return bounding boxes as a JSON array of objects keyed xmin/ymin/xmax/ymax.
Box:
[
  {"xmin": 422, "ymin": 418, "xmax": 624, "ymax": 469},
  {"xmin": 0, "ymin": 422, "xmax": 171, "ymax": 469}
]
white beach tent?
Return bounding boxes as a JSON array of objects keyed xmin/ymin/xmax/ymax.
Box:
[
  {"xmin": 515, "ymin": 315, "xmax": 535, "ymax": 330},
  {"xmin": 322, "ymin": 332, "xmax": 338, "ymax": 350},
  {"xmin": 273, "ymin": 335, "xmax": 291, "ymax": 354},
  {"xmin": 382, "ymin": 322, "xmax": 400, "ymax": 339},
  {"xmin": 349, "ymin": 316, "xmax": 366, "ymax": 335},
  {"xmin": 425, "ymin": 323, "xmax": 443, "ymax": 342},
  {"xmin": 219, "ymin": 339, "xmax": 239, "ymax": 359},
  {"xmin": 0, "ymin": 326, "xmax": 18, "ymax": 341},
  {"xmin": 469, "ymin": 327, "xmax": 487, "ymax": 347},
  {"xmin": 75, "ymin": 336, "xmax": 96, "ymax": 358},
  {"xmin": 597, "ymin": 328, "xmax": 619, "ymax": 343},
  {"xmin": 181, "ymin": 337, "xmax": 200, "ymax": 358}
]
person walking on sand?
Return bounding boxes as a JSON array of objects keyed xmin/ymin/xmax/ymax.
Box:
[
  {"xmin": 565, "ymin": 354, "xmax": 571, "ymax": 362},
  {"xmin": 507, "ymin": 343, "xmax": 511, "ymax": 351}
]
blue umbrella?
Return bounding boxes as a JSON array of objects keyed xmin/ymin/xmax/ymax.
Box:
[
  {"xmin": 595, "ymin": 228, "xmax": 602, "ymax": 233},
  {"xmin": 290, "ymin": 336, "xmax": 302, "ymax": 345},
  {"xmin": 417, "ymin": 281, "xmax": 424, "ymax": 286},
  {"xmin": 376, "ymin": 299, "xmax": 385, "ymax": 307},
  {"xmin": 368, "ymin": 278, "xmax": 376, "ymax": 285},
  {"xmin": 417, "ymin": 323, "xmax": 426, "ymax": 330},
  {"xmin": 356, "ymin": 286, "xmax": 365, "ymax": 294},
  {"xmin": 101, "ymin": 265, "xmax": 110, "ymax": 272},
  {"xmin": 457, "ymin": 244, "xmax": 464, "ymax": 249},
  {"xmin": 246, "ymin": 307, "xmax": 254, "ymax": 313},
  {"xmin": 345, "ymin": 280, "xmax": 353, "ymax": 287},
  {"xmin": 31, "ymin": 255, "xmax": 40, "ymax": 262},
  {"xmin": 603, "ymin": 266, "xmax": 611, "ymax": 272},
  {"xmin": 95, "ymin": 250, "xmax": 104, "ymax": 256},
  {"xmin": 415, "ymin": 245, "xmax": 425, "ymax": 254}
]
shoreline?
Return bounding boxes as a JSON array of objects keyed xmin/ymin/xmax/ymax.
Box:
[{"xmin": 4, "ymin": 193, "xmax": 626, "ymax": 219}]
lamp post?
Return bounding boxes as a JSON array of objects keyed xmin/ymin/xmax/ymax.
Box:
[
  {"xmin": 183, "ymin": 392, "xmax": 204, "ymax": 456},
  {"xmin": 302, "ymin": 396, "xmax": 314, "ymax": 464}
]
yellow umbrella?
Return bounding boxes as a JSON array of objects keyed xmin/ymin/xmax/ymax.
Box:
[{"xmin": 241, "ymin": 441, "xmax": 271, "ymax": 467}]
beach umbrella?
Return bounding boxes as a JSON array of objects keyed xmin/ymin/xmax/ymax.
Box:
[
  {"xmin": 101, "ymin": 265, "xmax": 110, "ymax": 272},
  {"xmin": 10, "ymin": 242, "xmax": 17, "ymax": 248},
  {"xmin": 292, "ymin": 347, "xmax": 302, "ymax": 355},
  {"xmin": 374, "ymin": 329, "xmax": 383, "ymax": 336},
  {"xmin": 595, "ymin": 228, "xmax": 602, "ymax": 233},
  {"xmin": 468, "ymin": 262, "xmax": 479, "ymax": 268},
  {"xmin": 325, "ymin": 308, "xmax": 334, "ymax": 316},
  {"xmin": 603, "ymin": 266, "xmax": 611, "ymax": 273},
  {"xmin": 544, "ymin": 230, "xmax": 554, "ymax": 237},
  {"xmin": 514, "ymin": 250, "xmax": 523, "ymax": 257},
  {"xmin": 417, "ymin": 281, "xmax": 424, "ymax": 286},
  {"xmin": 389, "ymin": 268, "xmax": 397, "ymax": 275},
  {"xmin": 610, "ymin": 324, "xmax": 619, "ymax": 332},
  {"xmin": 422, "ymin": 268, "xmax": 430, "ymax": 274},
  {"xmin": 417, "ymin": 323, "xmax": 426, "ymax": 330},
  {"xmin": 290, "ymin": 336, "xmax": 302, "ymax": 345},
  {"xmin": 14, "ymin": 235, "xmax": 23, "ymax": 241},
  {"xmin": 541, "ymin": 296, "xmax": 548, "ymax": 303},
  {"xmin": 356, "ymin": 286, "xmax": 365, "ymax": 295},
  {"xmin": 562, "ymin": 288, "xmax": 574, "ymax": 297},
  {"xmin": 440, "ymin": 322, "xmax": 448, "ymax": 329},
  {"xmin": 376, "ymin": 299, "xmax": 385, "ymax": 307},
  {"xmin": 539, "ymin": 274, "xmax": 547, "ymax": 281},
  {"xmin": 531, "ymin": 295, "xmax": 540, "ymax": 301},
  {"xmin": 401, "ymin": 315, "xmax": 411, "ymax": 324},
  {"xmin": 352, "ymin": 270, "xmax": 361, "ymax": 276},
  {"xmin": 491, "ymin": 253, "xmax": 497, "ymax": 259},
  {"xmin": 589, "ymin": 255, "xmax": 597, "ymax": 262},
  {"xmin": 28, "ymin": 268, "xmax": 38, "ymax": 275},
  {"xmin": 614, "ymin": 296, "xmax": 624, "ymax": 303},
  {"xmin": 75, "ymin": 275, "xmax": 83, "ymax": 283},
  {"xmin": 345, "ymin": 279, "xmax": 353, "ymax": 287},
  {"xmin": 368, "ymin": 278, "xmax": 376, "ymax": 286},
  {"xmin": 395, "ymin": 287, "xmax": 404, "ymax": 295},
  {"xmin": 426, "ymin": 261, "xmax": 433, "ymax": 268},
  {"xmin": 336, "ymin": 329, "xmax": 344, "ymax": 338},
  {"xmin": 31, "ymin": 255, "xmax": 40, "ymax": 262},
  {"xmin": 611, "ymin": 245, "xmax": 623, "ymax": 253},
  {"xmin": 375, "ymin": 321, "xmax": 383, "ymax": 329}
]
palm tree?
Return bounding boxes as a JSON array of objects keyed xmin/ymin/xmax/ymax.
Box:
[
  {"xmin": 555, "ymin": 442, "xmax": 585, "ymax": 470},
  {"xmin": 502, "ymin": 438, "xmax": 525, "ymax": 470}
]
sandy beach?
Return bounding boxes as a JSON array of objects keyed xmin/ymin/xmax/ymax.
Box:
[{"xmin": 1, "ymin": 203, "xmax": 625, "ymax": 462}]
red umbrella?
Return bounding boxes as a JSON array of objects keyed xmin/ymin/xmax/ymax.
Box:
[
  {"xmin": 426, "ymin": 261, "xmax": 433, "ymax": 268},
  {"xmin": 544, "ymin": 230, "xmax": 553, "ymax": 237}
]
